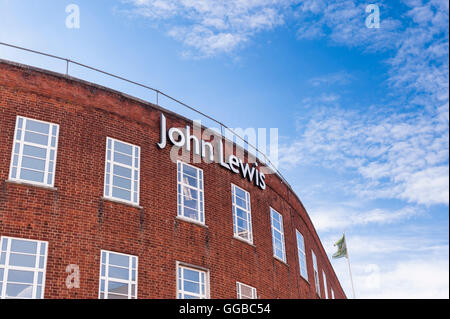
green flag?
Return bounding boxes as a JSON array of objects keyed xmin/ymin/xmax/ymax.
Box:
[{"xmin": 332, "ymin": 234, "xmax": 348, "ymax": 259}]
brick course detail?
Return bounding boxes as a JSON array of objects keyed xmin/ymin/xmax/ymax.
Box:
[{"xmin": 0, "ymin": 60, "xmax": 346, "ymax": 299}]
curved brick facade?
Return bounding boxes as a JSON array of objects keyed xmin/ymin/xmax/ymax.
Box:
[{"xmin": 0, "ymin": 60, "xmax": 345, "ymax": 299}]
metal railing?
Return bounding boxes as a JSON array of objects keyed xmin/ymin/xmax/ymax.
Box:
[{"xmin": 0, "ymin": 41, "xmax": 290, "ymax": 188}]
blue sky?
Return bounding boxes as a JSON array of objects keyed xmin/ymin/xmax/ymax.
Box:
[{"xmin": 0, "ymin": 0, "xmax": 448, "ymax": 298}]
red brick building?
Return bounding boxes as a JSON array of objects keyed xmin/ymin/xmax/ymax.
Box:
[{"xmin": 0, "ymin": 59, "xmax": 345, "ymax": 299}]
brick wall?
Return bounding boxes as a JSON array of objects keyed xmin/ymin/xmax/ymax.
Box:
[{"xmin": 0, "ymin": 60, "xmax": 346, "ymax": 299}]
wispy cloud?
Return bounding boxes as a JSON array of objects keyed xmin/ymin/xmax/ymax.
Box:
[
  {"xmin": 324, "ymin": 233, "xmax": 449, "ymax": 298},
  {"xmin": 309, "ymin": 205, "xmax": 420, "ymax": 232},
  {"xmin": 308, "ymin": 71, "xmax": 354, "ymax": 87},
  {"xmin": 280, "ymin": 102, "xmax": 449, "ymax": 205},
  {"xmin": 294, "ymin": 0, "xmax": 402, "ymax": 51},
  {"xmin": 121, "ymin": 0, "xmax": 295, "ymax": 57}
]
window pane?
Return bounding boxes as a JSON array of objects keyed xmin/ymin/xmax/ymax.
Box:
[
  {"xmin": 183, "ymin": 207, "xmax": 199, "ymax": 220},
  {"xmin": 183, "ymin": 175, "xmax": 197, "ymax": 187},
  {"xmin": 183, "ymin": 268, "xmax": 199, "ymax": 282},
  {"xmin": 112, "ymin": 176, "xmax": 131, "ymax": 190},
  {"xmin": 183, "ymin": 280, "xmax": 200, "ymax": 294},
  {"xmin": 114, "ymin": 152, "xmax": 132, "ymax": 166},
  {"xmin": 235, "ymin": 187, "xmax": 246, "ymax": 199},
  {"xmin": 9, "ymin": 253, "xmax": 36, "ymax": 268},
  {"xmin": 25, "ymin": 120, "xmax": 49, "ymax": 134},
  {"xmin": 11, "ymin": 239, "xmax": 37, "ymax": 254},
  {"xmin": 39, "ymin": 255, "xmax": 45, "ymax": 268},
  {"xmin": 235, "ymin": 197, "xmax": 246, "ymax": 209},
  {"xmin": 236, "ymin": 207, "xmax": 246, "ymax": 219},
  {"xmin": 113, "ymin": 165, "xmax": 132, "ymax": 179},
  {"xmin": 19, "ymin": 169, "xmax": 44, "ymax": 183},
  {"xmin": 237, "ymin": 218, "xmax": 247, "ymax": 229},
  {"xmin": 184, "ymin": 197, "xmax": 198, "ymax": 210},
  {"xmin": 114, "ymin": 141, "xmax": 132, "ymax": 155},
  {"xmin": 272, "ymin": 218, "xmax": 280, "ymax": 231},
  {"xmin": 109, "ymin": 253, "xmax": 129, "ymax": 267},
  {"xmin": 112, "ymin": 187, "xmax": 131, "ymax": 201},
  {"xmin": 10, "ymin": 167, "xmax": 17, "ymax": 179},
  {"xmin": 183, "ymin": 165, "xmax": 197, "ymax": 177},
  {"xmin": 21, "ymin": 156, "xmax": 46, "ymax": 171},
  {"xmin": 109, "ymin": 266, "xmax": 129, "ymax": 280},
  {"xmin": 22, "ymin": 145, "xmax": 46, "ymax": 159},
  {"xmin": 40, "ymin": 243, "xmax": 46, "ymax": 255},
  {"xmin": 108, "ymin": 281, "xmax": 129, "ymax": 294},
  {"xmin": 7, "ymin": 270, "xmax": 34, "ymax": 284},
  {"xmin": 6, "ymin": 283, "xmax": 33, "ymax": 298},
  {"xmin": 24, "ymin": 131, "xmax": 48, "ymax": 145},
  {"xmin": 36, "ymin": 286, "xmax": 42, "ymax": 299}
]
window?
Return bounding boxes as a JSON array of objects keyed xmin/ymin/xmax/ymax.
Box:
[
  {"xmin": 177, "ymin": 161, "xmax": 204, "ymax": 224},
  {"xmin": 322, "ymin": 271, "xmax": 329, "ymax": 299},
  {"xmin": 99, "ymin": 250, "xmax": 138, "ymax": 299},
  {"xmin": 331, "ymin": 288, "xmax": 335, "ymax": 299},
  {"xmin": 104, "ymin": 137, "xmax": 140, "ymax": 205},
  {"xmin": 177, "ymin": 264, "xmax": 209, "ymax": 299},
  {"xmin": 9, "ymin": 116, "xmax": 59, "ymax": 187},
  {"xmin": 231, "ymin": 184, "xmax": 253, "ymax": 243},
  {"xmin": 312, "ymin": 250, "xmax": 320, "ymax": 297},
  {"xmin": 270, "ymin": 208, "xmax": 286, "ymax": 262},
  {"xmin": 0, "ymin": 236, "xmax": 48, "ymax": 299},
  {"xmin": 236, "ymin": 282, "xmax": 257, "ymax": 299},
  {"xmin": 296, "ymin": 230, "xmax": 308, "ymax": 281}
]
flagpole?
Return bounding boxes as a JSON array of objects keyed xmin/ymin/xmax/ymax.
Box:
[{"xmin": 344, "ymin": 231, "xmax": 356, "ymax": 299}]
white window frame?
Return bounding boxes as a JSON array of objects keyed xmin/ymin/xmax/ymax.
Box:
[
  {"xmin": 322, "ymin": 270, "xmax": 329, "ymax": 299},
  {"xmin": 177, "ymin": 161, "xmax": 205, "ymax": 224},
  {"xmin": 104, "ymin": 137, "xmax": 140, "ymax": 206},
  {"xmin": 0, "ymin": 236, "xmax": 48, "ymax": 299},
  {"xmin": 331, "ymin": 288, "xmax": 335, "ymax": 299},
  {"xmin": 231, "ymin": 184, "xmax": 253, "ymax": 244},
  {"xmin": 98, "ymin": 250, "xmax": 138, "ymax": 299},
  {"xmin": 236, "ymin": 281, "xmax": 257, "ymax": 299},
  {"xmin": 296, "ymin": 230, "xmax": 308, "ymax": 281},
  {"xmin": 270, "ymin": 207, "xmax": 286, "ymax": 263},
  {"xmin": 312, "ymin": 250, "xmax": 321, "ymax": 297},
  {"xmin": 176, "ymin": 262, "xmax": 209, "ymax": 299},
  {"xmin": 9, "ymin": 116, "xmax": 59, "ymax": 187}
]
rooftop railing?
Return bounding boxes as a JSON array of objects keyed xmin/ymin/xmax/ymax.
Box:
[{"xmin": 0, "ymin": 41, "xmax": 290, "ymax": 188}]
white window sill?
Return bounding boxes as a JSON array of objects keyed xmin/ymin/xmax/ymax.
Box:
[
  {"xmin": 102, "ymin": 197, "xmax": 143, "ymax": 209},
  {"xmin": 6, "ymin": 179, "xmax": 57, "ymax": 191},
  {"xmin": 273, "ymin": 255, "xmax": 289, "ymax": 267},
  {"xmin": 299, "ymin": 276, "xmax": 310, "ymax": 286},
  {"xmin": 232, "ymin": 235, "xmax": 255, "ymax": 247},
  {"xmin": 176, "ymin": 216, "xmax": 208, "ymax": 228}
]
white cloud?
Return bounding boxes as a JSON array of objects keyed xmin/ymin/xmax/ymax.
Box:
[
  {"xmin": 401, "ymin": 166, "xmax": 449, "ymax": 205},
  {"xmin": 295, "ymin": 0, "xmax": 402, "ymax": 51},
  {"xmin": 122, "ymin": 0, "xmax": 294, "ymax": 57},
  {"xmin": 309, "ymin": 205, "xmax": 420, "ymax": 232},
  {"xmin": 309, "ymin": 71, "xmax": 354, "ymax": 87},
  {"xmin": 323, "ymin": 234, "xmax": 449, "ymax": 298},
  {"xmin": 279, "ymin": 101, "xmax": 449, "ymax": 206},
  {"xmin": 368, "ymin": 259, "xmax": 449, "ymax": 298}
]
